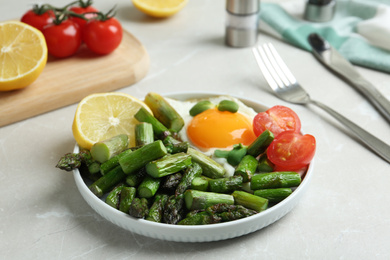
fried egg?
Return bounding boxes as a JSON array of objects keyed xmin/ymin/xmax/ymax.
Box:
[{"xmin": 166, "ymin": 96, "xmax": 258, "ymax": 176}]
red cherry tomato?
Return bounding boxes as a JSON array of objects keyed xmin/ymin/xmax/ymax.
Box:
[
  {"xmin": 21, "ymin": 9, "xmax": 55, "ymax": 31},
  {"xmin": 267, "ymin": 131, "xmax": 316, "ymax": 170},
  {"xmin": 43, "ymin": 20, "xmax": 82, "ymax": 58},
  {"xmin": 83, "ymin": 17, "xmax": 122, "ymax": 55},
  {"xmin": 69, "ymin": 5, "xmax": 98, "ymax": 30},
  {"xmin": 253, "ymin": 105, "xmax": 301, "ymax": 137}
]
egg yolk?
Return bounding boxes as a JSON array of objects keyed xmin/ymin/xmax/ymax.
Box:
[{"xmin": 187, "ymin": 108, "xmax": 257, "ymax": 149}]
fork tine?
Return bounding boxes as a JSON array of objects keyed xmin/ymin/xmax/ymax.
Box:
[
  {"xmin": 252, "ymin": 45, "xmax": 284, "ymax": 91},
  {"xmin": 265, "ymin": 43, "xmax": 298, "ymax": 85}
]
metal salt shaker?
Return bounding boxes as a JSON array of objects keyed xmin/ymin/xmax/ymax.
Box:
[
  {"xmin": 225, "ymin": 0, "xmax": 260, "ymax": 48},
  {"xmin": 304, "ymin": 0, "xmax": 336, "ymax": 22}
]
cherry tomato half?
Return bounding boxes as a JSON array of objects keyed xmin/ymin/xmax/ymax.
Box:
[
  {"xmin": 267, "ymin": 131, "xmax": 316, "ymax": 171},
  {"xmin": 43, "ymin": 20, "xmax": 82, "ymax": 58},
  {"xmin": 253, "ymin": 105, "xmax": 301, "ymax": 137},
  {"xmin": 21, "ymin": 9, "xmax": 55, "ymax": 32},
  {"xmin": 83, "ymin": 17, "xmax": 123, "ymax": 55},
  {"xmin": 69, "ymin": 5, "xmax": 98, "ymax": 30}
]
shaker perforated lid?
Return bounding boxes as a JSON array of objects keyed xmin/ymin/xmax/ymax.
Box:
[{"xmin": 226, "ymin": 0, "xmax": 259, "ymax": 15}]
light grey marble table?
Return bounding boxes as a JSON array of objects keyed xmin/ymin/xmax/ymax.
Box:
[{"xmin": 1, "ymin": 0, "xmax": 389, "ymax": 259}]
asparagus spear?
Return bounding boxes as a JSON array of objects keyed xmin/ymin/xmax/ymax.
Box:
[
  {"xmin": 232, "ymin": 190, "xmax": 268, "ymax": 212},
  {"xmin": 184, "ymin": 190, "xmax": 234, "ymax": 210},
  {"xmin": 254, "ymin": 188, "xmax": 293, "ymax": 203},
  {"xmin": 247, "ymin": 129, "xmax": 274, "ymax": 157},
  {"xmin": 187, "ymin": 148, "xmax": 225, "ymax": 179},
  {"xmin": 144, "ymin": 92, "xmax": 185, "ymax": 132},
  {"xmin": 138, "ymin": 176, "xmax": 161, "ymax": 198},
  {"xmin": 214, "ymin": 143, "xmax": 247, "ymax": 166},
  {"xmin": 146, "ymin": 152, "xmax": 192, "ymax": 178},
  {"xmin": 100, "ymin": 149, "xmax": 132, "ymax": 175},
  {"xmin": 119, "ymin": 187, "xmax": 137, "ymax": 213},
  {"xmin": 56, "ymin": 149, "xmax": 95, "ymax": 172},
  {"xmin": 178, "ymin": 211, "xmax": 220, "ymax": 225},
  {"xmin": 206, "ymin": 203, "xmax": 258, "ymax": 222},
  {"xmin": 257, "ymin": 153, "xmax": 275, "ymax": 173},
  {"xmin": 191, "ymin": 176, "xmax": 210, "ymax": 191},
  {"xmin": 163, "ymin": 136, "xmax": 189, "ymax": 154},
  {"xmin": 125, "ymin": 167, "xmax": 147, "ymax": 187},
  {"xmin": 134, "ymin": 107, "xmax": 169, "ymax": 138},
  {"xmin": 119, "ymin": 140, "xmax": 167, "ymax": 174},
  {"xmin": 163, "ymin": 194, "xmax": 185, "ymax": 224},
  {"xmin": 129, "ymin": 198, "xmax": 149, "ymax": 218},
  {"xmin": 89, "ymin": 165, "xmax": 127, "ymax": 197},
  {"xmin": 160, "ymin": 172, "xmax": 183, "ymax": 194},
  {"xmin": 135, "ymin": 122, "xmax": 154, "ymax": 146},
  {"xmin": 234, "ymin": 155, "xmax": 258, "ymax": 182},
  {"xmin": 209, "ymin": 176, "xmax": 243, "ymax": 193},
  {"xmin": 175, "ymin": 162, "xmax": 202, "ymax": 196},
  {"xmin": 105, "ymin": 183, "xmax": 125, "ymax": 208},
  {"xmin": 91, "ymin": 134, "xmax": 129, "ymax": 163},
  {"xmin": 146, "ymin": 194, "xmax": 169, "ymax": 222},
  {"xmin": 250, "ymin": 172, "xmax": 301, "ymax": 190}
]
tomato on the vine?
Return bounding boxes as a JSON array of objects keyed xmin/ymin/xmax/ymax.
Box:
[
  {"xmin": 253, "ymin": 105, "xmax": 301, "ymax": 137},
  {"xmin": 69, "ymin": 5, "xmax": 98, "ymax": 29},
  {"xmin": 43, "ymin": 19, "xmax": 82, "ymax": 58},
  {"xmin": 83, "ymin": 17, "xmax": 122, "ymax": 55},
  {"xmin": 267, "ymin": 131, "xmax": 316, "ymax": 171},
  {"xmin": 21, "ymin": 7, "xmax": 55, "ymax": 32}
]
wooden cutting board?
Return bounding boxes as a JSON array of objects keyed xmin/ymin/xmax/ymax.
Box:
[{"xmin": 0, "ymin": 29, "xmax": 149, "ymax": 127}]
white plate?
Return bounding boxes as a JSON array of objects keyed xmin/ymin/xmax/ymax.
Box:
[{"xmin": 72, "ymin": 91, "xmax": 314, "ymax": 242}]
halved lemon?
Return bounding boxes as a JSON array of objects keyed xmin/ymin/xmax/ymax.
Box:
[
  {"xmin": 72, "ymin": 92, "xmax": 153, "ymax": 150},
  {"xmin": 132, "ymin": 0, "xmax": 188, "ymax": 18},
  {"xmin": 0, "ymin": 21, "xmax": 47, "ymax": 91}
]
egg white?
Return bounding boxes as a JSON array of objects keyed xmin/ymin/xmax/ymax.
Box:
[{"xmin": 166, "ymin": 96, "xmax": 257, "ymax": 177}]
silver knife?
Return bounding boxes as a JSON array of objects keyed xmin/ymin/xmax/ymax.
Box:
[{"xmin": 308, "ymin": 33, "xmax": 390, "ymax": 123}]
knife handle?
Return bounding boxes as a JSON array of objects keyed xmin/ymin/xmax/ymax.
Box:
[{"xmin": 349, "ymin": 76, "xmax": 390, "ymax": 123}]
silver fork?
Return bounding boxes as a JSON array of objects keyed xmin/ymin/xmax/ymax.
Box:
[{"xmin": 252, "ymin": 43, "xmax": 390, "ymax": 163}]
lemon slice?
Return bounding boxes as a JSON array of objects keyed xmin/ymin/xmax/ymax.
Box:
[
  {"xmin": 0, "ymin": 21, "xmax": 47, "ymax": 91},
  {"xmin": 132, "ymin": 0, "xmax": 188, "ymax": 18},
  {"xmin": 72, "ymin": 92, "xmax": 153, "ymax": 150}
]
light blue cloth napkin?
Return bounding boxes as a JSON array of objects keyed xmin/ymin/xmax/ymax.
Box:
[{"xmin": 259, "ymin": 0, "xmax": 390, "ymax": 73}]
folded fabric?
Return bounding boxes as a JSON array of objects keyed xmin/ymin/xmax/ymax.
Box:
[{"xmin": 259, "ymin": 0, "xmax": 390, "ymax": 73}]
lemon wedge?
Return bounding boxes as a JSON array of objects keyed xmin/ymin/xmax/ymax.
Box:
[
  {"xmin": 72, "ymin": 92, "xmax": 153, "ymax": 150},
  {"xmin": 0, "ymin": 21, "xmax": 47, "ymax": 91},
  {"xmin": 132, "ymin": 0, "xmax": 188, "ymax": 18}
]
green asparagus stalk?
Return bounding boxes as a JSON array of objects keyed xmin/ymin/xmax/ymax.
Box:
[
  {"xmin": 254, "ymin": 188, "xmax": 293, "ymax": 203},
  {"xmin": 146, "ymin": 194, "xmax": 169, "ymax": 222},
  {"xmin": 178, "ymin": 211, "xmax": 219, "ymax": 225},
  {"xmin": 206, "ymin": 203, "xmax": 258, "ymax": 222},
  {"xmin": 146, "ymin": 152, "xmax": 192, "ymax": 178},
  {"xmin": 90, "ymin": 134, "xmax": 129, "ymax": 163},
  {"xmin": 137, "ymin": 176, "xmax": 161, "ymax": 198},
  {"xmin": 134, "ymin": 107, "xmax": 169, "ymax": 138},
  {"xmin": 144, "ymin": 92, "xmax": 185, "ymax": 132},
  {"xmin": 214, "ymin": 144, "xmax": 247, "ymax": 166},
  {"xmin": 163, "ymin": 194, "xmax": 185, "ymax": 224},
  {"xmin": 160, "ymin": 172, "xmax": 183, "ymax": 193},
  {"xmin": 56, "ymin": 153, "xmax": 82, "ymax": 171},
  {"xmin": 232, "ymin": 190, "xmax": 268, "ymax": 212},
  {"xmin": 209, "ymin": 176, "xmax": 243, "ymax": 193},
  {"xmin": 135, "ymin": 122, "xmax": 154, "ymax": 146},
  {"xmin": 191, "ymin": 176, "xmax": 210, "ymax": 191},
  {"xmin": 87, "ymin": 161, "xmax": 101, "ymax": 175},
  {"xmin": 187, "ymin": 148, "xmax": 225, "ymax": 179},
  {"xmin": 105, "ymin": 183, "xmax": 125, "ymax": 208},
  {"xmin": 257, "ymin": 153, "xmax": 275, "ymax": 173},
  {"xmin": 234, "ymin": 155, "xmax": 258, "ymax": 182},
  {"xmin": 119, "ymin": 140, "xmax": 167, "ymax": 174},
  {"xmin": 100, "ymin": 149, "xmax": 132, "ymax": 175},
  {"xmin": 89, "ymin": 165, "xmax": 127, "ymax": 197},
  {"xmin": 250, "ymin": 172, "xmax": 301, "ymax": 190},
  {"xmin": 184, "ymin": 190, "xmax": 234, "ymax": 210},
  {"xmin": 119, "ymin": 187, "xmax": 137, "ymax": 213},
  {"xmin": 125, "ymin": 167, "xmax": 147, "ymax": 187},
  {"xmin": 129, "ymin": 198, "xmax": 149, "ymax": 218},
  {"xmin": 163, "ymin": 135, "xmax": 189, "ymax": 154},
  {"xmin": 175, "ymin": 162, "xmax": 202, "ymax": 196},
  {"xmin": 247, "ymin": 129, "xmax": 274, "ymax": 157}
]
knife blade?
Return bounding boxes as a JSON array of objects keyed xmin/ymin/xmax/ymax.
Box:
[{"xmin": 308, "ymin": 33, "xmax": 390, "ymax": 123}]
